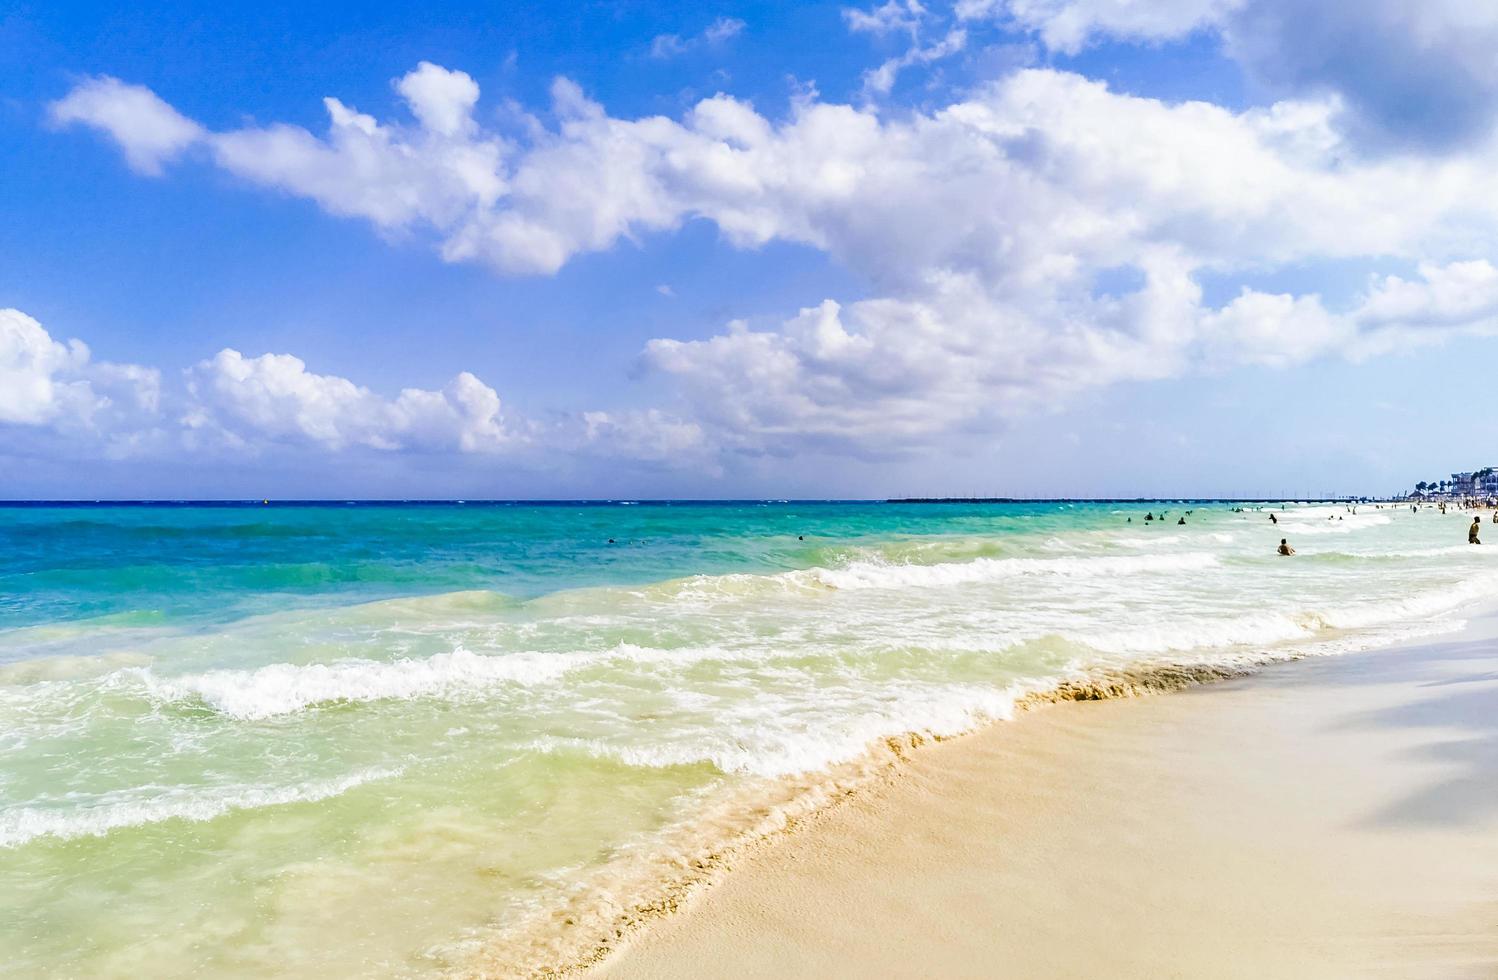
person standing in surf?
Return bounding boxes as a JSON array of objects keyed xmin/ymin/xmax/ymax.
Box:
[{"xmin": 1471, "ymin": 517, "xmax": 1483, "ymax": 545}]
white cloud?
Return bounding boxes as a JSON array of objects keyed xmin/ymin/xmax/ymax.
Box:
[
  {"xmin": 970, "ymin": 0, "xmax": 1498, "ymax": 150},
  {"xmin": 1203, "ymin": 260, "xmax": 1498, "ymax": 368},
  {"xmin": 1198, "ymin": 290, "xmax": 1351, "ymax": 370},
  {"xmin": 1356, "ymin": 261, "xmax": 1498, "ymax": 332},
  {"xmin": 704, "ymin": 17, "xmax": 747, "ymax": 44},
  {"xmin": 649, "ymin": 34, "xmax": 689, "ymax": 59},
  {"xmin": 860, "ymin": 27, "xmax": 967, "ymax": 98},
  {"xmin": 642, "ymin": 262, "xmax": 1207, "ymax": 454},
  {"xmin": 395, "ymin": 60, "xmax": 481, "ymax": 137},
  {"xmin": 844, "ymin": 1, "xmax": 928, "ymax": 37},
  {"xmin": 50, "ymin": 61, "xmax": 1498, "ymax": 459},
  {"xmin": 842, "ymin": 1, "xmax": 965, "ymax": 98},
  {"xmin": 209, "ymin": 63, "xmax": 506, "ymax": 234},
  {"xmin": 581, "ymin": 410, "xmax": 713, "ymax": 468},
  {"xmin": 1224, "ymin": 1, "xmax": 1498, "ymax": 151},
  {"xmin": 0, "ymin": 309, "xmax": 161, "ymax": 446},
  {"xmin": 961, "ymin": 0, "xmax": 1238, "ymax": 54},
  {"xmin": 650, "ymin": 17, "xmax": 746, "ymax": 59},
  {"xmin": 0, "ymin": 309, "xmax": 92, "ymax": 427},
  {"xmin": 1, "ymin": 314, "xmax": 738, "ymax": 470},
  {"xmin": 183, "ymin": 349, "xmax": 518, "ymax": 453},
  {"xmin": 49, "ymin": 76, "xmax": 205, "ymax": 175}
]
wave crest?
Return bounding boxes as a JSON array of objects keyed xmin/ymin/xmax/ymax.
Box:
[
  {"xmin": 0, "ymin": 766, "xmax": 400, "ymax": 848},
  {"xmin": 145, "ymin": 647, "xmax": 573, "ymax": 720}
]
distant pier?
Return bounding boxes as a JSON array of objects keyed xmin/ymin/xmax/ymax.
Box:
[{"xmin": 885, "ymin": 497, "xmax": 1376, "ymax": 505}]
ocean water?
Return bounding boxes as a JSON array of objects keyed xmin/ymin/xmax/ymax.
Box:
[{"xmin": 2, "ymin": 500, "xmax": 1494, "ymax": 975}]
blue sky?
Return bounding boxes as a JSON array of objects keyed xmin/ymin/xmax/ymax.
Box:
[{"xmin": 4, "ymin": 0, "xmax": 1497, "ymax": 498}]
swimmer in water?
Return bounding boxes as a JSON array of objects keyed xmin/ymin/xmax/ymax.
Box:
[
  {"xmin": 1270, "ymin": 513, "xmax": 1278, "ymax": 524},
  {"xmin": 1470, "ymin": 518, "xmax": 1482, "ymax": 545},
  {"xmin": 1178, "ymin": 517, "xmax": 1186, "ymax": 525},
  {"xmin": 1278, "ymin": 538, "xmax": 1295, "ymax": 556}
]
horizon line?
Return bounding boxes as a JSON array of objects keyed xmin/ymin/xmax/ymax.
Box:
[{"xmin": 0, "ymin": 496, "xmax": 1396, "ymax": 507}]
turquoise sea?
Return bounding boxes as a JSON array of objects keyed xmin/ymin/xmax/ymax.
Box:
[{"xmin": 2, "ymin": 500, "xmax": 1495, "ymax": 976}]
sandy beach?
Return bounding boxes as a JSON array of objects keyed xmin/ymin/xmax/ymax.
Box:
[{"xmin": 590, "ymin": 607, "xmax": 1498, "ymax": 979}]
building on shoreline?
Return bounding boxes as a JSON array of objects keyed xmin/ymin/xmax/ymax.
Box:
[{"xmin": 1409, "ymin": 467, "xmax": 1498, "ymax": 502}]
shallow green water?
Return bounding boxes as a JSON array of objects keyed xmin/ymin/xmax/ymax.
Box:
[{"xmin": 1, "ymin": 500, "xmax": 1493, "ymax": 975}]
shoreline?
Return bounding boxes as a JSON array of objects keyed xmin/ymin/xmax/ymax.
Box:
[
  {"xmin": 457, "ymin": 606, "xmax": 1488, "ymax": 978},
  {"xmin": 543, "ymin": 605, "xmax": 1498, "ymax": 979}
]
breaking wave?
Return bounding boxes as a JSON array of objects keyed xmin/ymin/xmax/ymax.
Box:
[
  {"xmin": 0, "ymin": 766, "xmax": 401, "ymax": 848},
  {"xmin": 144, "ymin": 647, "xmax": 576, "ymax": 720}
]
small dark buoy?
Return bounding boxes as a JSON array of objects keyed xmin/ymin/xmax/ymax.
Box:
[{"xmin": 798, "ymin": 535, "xmax": 804, "ymax": 540}]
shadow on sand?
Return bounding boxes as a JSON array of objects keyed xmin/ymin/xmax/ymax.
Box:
[{"xmin": 1297, "ymin": 621, "xmax": 1498, "ymax": 829}]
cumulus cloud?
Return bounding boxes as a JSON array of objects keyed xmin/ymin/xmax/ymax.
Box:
[
  {"xmin": 183, "ymin": 349, "xmax": 518, "ymax": 453},
  {"xmin": 2, "ymin": 312, "xmax": 728, "ymax": 470},
  {"xmin": 0, "ymin": 309, "xmax": 161, "ymax": 451},
  {"xmin": 1202, "ymin": 261, "xmax": 1498, "ymax": 368},
  {"xmin": 969, "ymin": 0, "xmax": 1498, "ymax": 151},
  {"xmin": 60, "ymin": 61, "xmax": 1488, "ymax": 282},
  {"xmin": 641, "ymin": 262, "xmax": 1204, "ymax": 454},
  {"xmin": 49, "ymin": 59, "xmax": 1498, "ymax": 459},
  {"xmin": 49, "ymin": 76, "xmax": 205, "ymax": 175},
  {"xmin": 209, "ymin": 62, "xmax": 507, "ymax": 236}
]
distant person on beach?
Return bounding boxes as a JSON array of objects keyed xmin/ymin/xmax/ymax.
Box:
[
  {"xmin": 1470, "ymin": 518, "xmax": 1482, "ymax": 545},
  {"xmin": 1278, "ymin": 539, "xmax": 1295, "ymax": 556}
]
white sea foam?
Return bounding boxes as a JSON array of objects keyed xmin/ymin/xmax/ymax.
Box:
[
  {"xmin": 1315, "ymin": 574, "xmax": 1498, "ymax": 630},
  {"xmin": 1073, "ymin": 611, "xmax": 1319, "ymax": 655},
  {"xmin": 798, "ymin": 552, "xmax": 1220, "ymax": 591},
  {"xmin": 146, "ymin": 647, "xmax": 580, "ymax": 720},
  {"xmin": 1076, "ymin": 574, "xmax": 1498, "ymax": 655},
  {"xmin": 0, "ymin": 766, "xmax": 400, "ymax": 847},
  {"xmin": 654, "ymin": 551, "xmax": 1224, "ymax": 603},
  {"xmin": 1331, "ymin": 544, "xmax": 1498, "ymax": 559},
  {"xmin": 1275, "ymin": 511, "xmax": 1392, "ymax": 535},
  {"xmin": 90, "ymin": 556, "xmax": 1498, "ymax": 727},
  {"xmin": 523, "ymin": 684, "xmax": 1024, "ymax": 777}
]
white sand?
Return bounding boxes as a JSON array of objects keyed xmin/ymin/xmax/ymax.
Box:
[{"xmin": 590, "ymin": 612, "xmax": 1498, "ymax": 978}]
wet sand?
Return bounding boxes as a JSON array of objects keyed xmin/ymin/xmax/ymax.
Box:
[{"xmin": 589, "ymin": 611, "xmax": 1498, "ymax": 979}]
